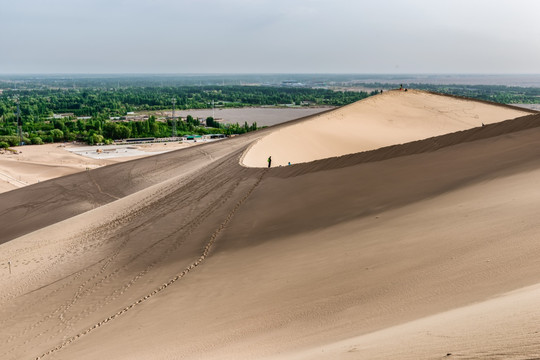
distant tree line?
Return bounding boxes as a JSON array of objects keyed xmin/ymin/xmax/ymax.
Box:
[
  {"xmin": 0, "ymin": 85, "xmax": 371, "ymax": 145},
  {"xmin": 347, "ymin": 82, "xmax": 540, "ymax": 105},
  {"xmin": 0, "ymin": 85, "xmax": 370, "ymax": 119},
  {"xmin": 0, "ymin": 113, "xmax": 259, "ymax": 146},
  {"xmin": 408, "ymin": 84, "xmax": 540, "ymax": 104}
]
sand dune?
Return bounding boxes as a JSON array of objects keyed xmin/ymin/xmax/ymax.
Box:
[
  {"xmin": 241, "ymin": 89, "xmax": 531, "ymax": 167},
  {"xmin": 1, "ymin": 91, "xmax": 540, "ymax": 359}
]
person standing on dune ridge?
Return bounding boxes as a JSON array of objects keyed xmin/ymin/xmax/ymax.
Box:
[{"xmin": 268, "ymin": 156, "xmax": 272, "ymax": 168}]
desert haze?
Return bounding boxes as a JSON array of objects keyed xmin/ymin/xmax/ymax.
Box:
[{"xmin": 1, "ymin": 90, "xmax": 540, "ymax": 359}]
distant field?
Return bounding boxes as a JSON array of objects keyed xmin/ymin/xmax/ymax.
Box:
[
  {"xmin": 514, "ymin": 103, "xmax": 540, "ymax": 111},
  {"xmin": 161, "ymin": 107, "xmax": 334, "ymax": 126}
]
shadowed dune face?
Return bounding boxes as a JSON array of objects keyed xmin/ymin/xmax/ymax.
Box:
[
  {"xmin": 241, "ymin": 90, "xmax": 531, "ymax": 167},
  {"xmin": 2, "ymin": 93, "xmax": 540, "ymax": 360}
]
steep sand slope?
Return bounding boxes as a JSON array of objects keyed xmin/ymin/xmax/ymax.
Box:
[
  {"xmin": 46, "ymin": 138, "xmax": 540, "ymax": 360},
  {"xmin": 1, "ymin": 95, "xmax": 540, "ymax": 359},
  {"xmin": 242, "ymin": 90, "xmax": 531, "ymax": 167},
  {"xmin": 0, "ymin": 133, "xmax": 266, "ymax": 243}
]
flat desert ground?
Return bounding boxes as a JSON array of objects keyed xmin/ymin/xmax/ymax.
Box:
[{"xmin": 1, "ymin": 90, "xmax": 540, "ymax": 359}]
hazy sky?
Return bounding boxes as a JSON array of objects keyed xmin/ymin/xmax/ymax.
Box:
[{"xmin": 1, "ymin": 0, "xmax": 540, "ymax": 74}]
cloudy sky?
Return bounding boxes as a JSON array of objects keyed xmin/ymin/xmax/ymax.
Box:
[{"xmin": 1, "ymin": 0, "xmax": 540, "ymax": 74}]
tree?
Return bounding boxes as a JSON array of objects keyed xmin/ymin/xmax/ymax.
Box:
[
  {"xmin": 31, "ymin": 136, "xmax": 43, "ymax": 145},
  {"xmin": 92, "ymin": 134, "xmax": 104, "ymax": 144},
  {"xmin": 65, "ymin": 131, "xmax": 77, "ymax": 142},
  {"xmin": 50, "ymin": 129, "xmax": 64, "ymax": 141},
  {"xmin": 206, "ymin": 116, "xmax": 220, "ymax": 128},
  {"xmin": 115, "ymin": 124, "xmax": 131, "ymax": 139},
  {"xmin": 103, "ymin": 122, "xmax": 131, "ymax": 139},
  {"xmin": 0, "ymin": 136, "xmax": 19, "ymax": 146},
  {"xmin": 86, "ymin": 134, "xmax": 95, "ymax": 145}
]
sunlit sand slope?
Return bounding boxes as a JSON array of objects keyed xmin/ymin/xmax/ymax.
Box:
[{"xmin": 241, "ymin": 90, "xmax": 531, "ymax": 167}]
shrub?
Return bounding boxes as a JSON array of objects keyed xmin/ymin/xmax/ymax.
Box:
[
  {"xmin": 0, "ymin": 136, "xmax": 19, "ymax": 147},
  {"xmin": 50, "ymin": 129, "xmax": 64, "ymax": 141},
  {"xmin": 31, "ymin": 137, "xmax": 44, "ymax": 145}
]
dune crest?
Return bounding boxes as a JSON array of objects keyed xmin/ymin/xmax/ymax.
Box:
[{"xmin": 241, "ymin": 89, "xmax": 530, "ymax": 167}]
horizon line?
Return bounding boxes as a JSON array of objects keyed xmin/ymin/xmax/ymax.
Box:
[{"xmin": 2, "ymin": 73, "xmax": 540, "ymax": 77}]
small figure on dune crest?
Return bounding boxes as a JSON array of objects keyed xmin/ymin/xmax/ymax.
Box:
[{"xmin": 267, "ymin": 156, "xmax": 272, "ymax": 168}]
